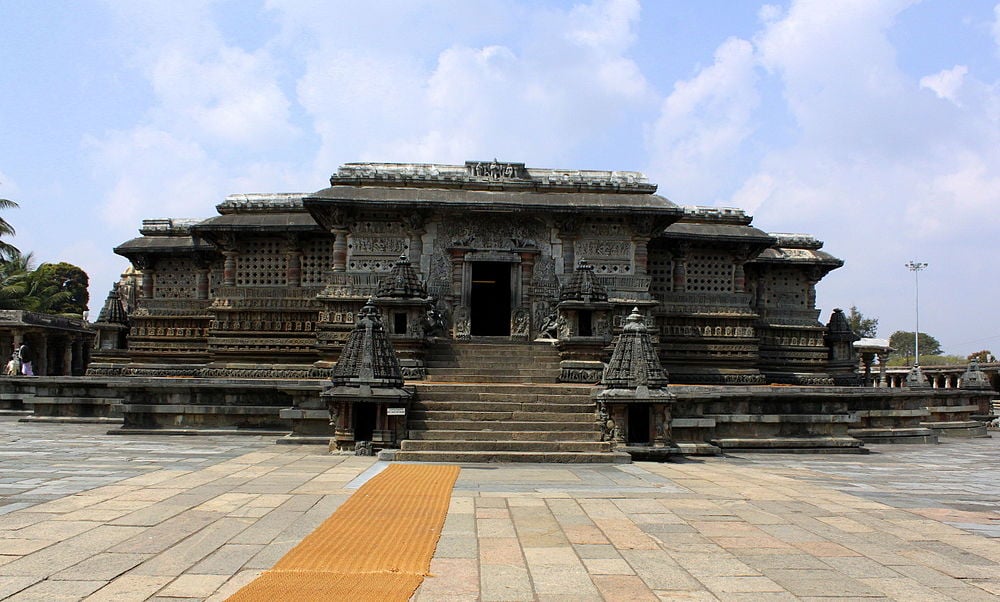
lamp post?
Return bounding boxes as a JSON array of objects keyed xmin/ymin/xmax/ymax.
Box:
[{"xmin": 905, "ymin": 261, "xmax": 929, "ymax": 387}]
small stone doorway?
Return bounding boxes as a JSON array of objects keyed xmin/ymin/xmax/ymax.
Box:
[
  {"xmin": 627, "ymin": 404, "xmax": 651, "ymax": 444},
  {"xmin": 471, "ymin": 262, "xmax": 511, "ymax": 336},
  {"xmin": 354, "ymin": 404, "xmax": 377, "ymax": 442}
]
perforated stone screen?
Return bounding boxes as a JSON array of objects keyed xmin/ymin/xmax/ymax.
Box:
[
  {"xmin": 237, "ymin": 239, "xmax": 287, "ymax": 286},
  {"xmin": 154, "ymin": 257, "xmax": 198, "ymax": 298},
  {"xmin": 686, "ymin": 252, "xmax": 733, "ymax": 293}
]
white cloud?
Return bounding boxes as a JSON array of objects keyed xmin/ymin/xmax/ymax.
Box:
[
  {"xmin": 0, "ymin": 169, "xmax": 20, "ymax": 200},
  {"xmin": 993, "ymin": 3, "xmax": 1000, "ymax": 51},
  {"xmin": 148, "ymin": 46, "xmax": 297, "ymax": 149},
  {"xmin": 86, "ymin": 127, "xmax": 224, "ymax": 228},
  {"xmin": 288, "ymin": 0, "xmax": 651, "ymax": 171},
  {"xmin": 920, "ymin": 65, "xmax": 968, "ymax": 104},
  {"xmin": 646, "ymin": 37, "xmax": 759, "ymax": 204},
  {"xmin": 717, "ymin": 0, "xmax": 1000, "ymax": 352}
]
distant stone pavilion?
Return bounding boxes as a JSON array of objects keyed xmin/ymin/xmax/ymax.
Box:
[{"xmin": 105, "ymin": 160, "xmax": 848, "ymax": 386}]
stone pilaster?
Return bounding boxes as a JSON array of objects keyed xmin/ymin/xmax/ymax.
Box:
[
  {"xmin": 222, "ymin": 251, "xmax": 238, "ymax": 287},
  {"xmin": 332, "ymin": 228, "xmax": 349, "ymax": 273}
]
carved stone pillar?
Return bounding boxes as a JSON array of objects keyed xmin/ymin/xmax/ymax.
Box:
[
  {"xmin": 519, "ymin": 251, "xmax": 536, "ymax": 304},
  {"xmin": 877, "ymin": 351, "xmax": 890, "ymax": 387},
  {"xmin": 332, "ymin": 228, "xmax": 349, "ymax": 273},
  {"xmin": 633, "ymin": 239, "xmax": 648, "ymax": 276},
  {"xmin": 672, "ymin": 249, "xmax": 688, "ymax": 292},
  {"xmin": 222, "ymin": 251, "xmax": 238, "ymax": 287},
  {"xmin": 141, "ymin": 269, "xmax": 155, "ymax": 299},
  {"xmin": 733, "ymin": 261, "xmax": 746, "ymax": 293},
  {"xmin": 286, "ymin": 250, "xmax": 303, "ymax": 287},
  {"xmin": 62, "ymin": 339, "xmax": 73, "ymax": 376},
  {"xmin": 448, "ymin": 249, "xmax": 466, "ymax": 303},
  {"xmin": 195, "ymin": 268, "xmax": 210, "ymax": 300}
]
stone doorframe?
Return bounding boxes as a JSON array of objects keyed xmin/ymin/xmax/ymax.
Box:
[{"xmin": 447, "ymin": 248, "xmax": 539, "ymax": 338}]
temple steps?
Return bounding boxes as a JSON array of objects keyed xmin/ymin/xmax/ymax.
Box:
[
  {"xmin": 389, "ymin": 450, "xmax": 630, "ymax": 463},
  {"xmin": 393, "ymin": 364, "xmax": 624, "ymax": 461},
  {"xmin": 412, "ymin": 401, "xmax": 594, "ymax": 413},
  {"xmin": 407, "ymin": 420, "xmax": 598, "ymax": 432},
  {"xmin": 401, "ymin": 440, "xmax": 609, "ymax": 453},
  {"xmin": 406, "ymin": 429, "xmax": 597, "ymax": 441},
  {"xmin": 424, "ymin": 340, "xmax": 562, "ymax": 384}
]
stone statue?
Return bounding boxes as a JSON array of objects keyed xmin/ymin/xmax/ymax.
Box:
[{"xmin": 538, "ymin": 312, "xmax": 560, "ymax": 340}]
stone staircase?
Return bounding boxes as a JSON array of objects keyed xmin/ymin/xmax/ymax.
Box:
[
  {"xmin": 390, "ymin": 340, "xmax": 628, "ymax": 463},
  {"xmin": 422, "ymin": 338, "xmax": 561, "ymax": 383}
]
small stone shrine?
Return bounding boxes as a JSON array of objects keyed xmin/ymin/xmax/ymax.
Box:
[
  {"xmin": 322, "ymin": 298, "xmax": 410, "ymax": 452},
  {"xmin": 593, "ymin": 307, "xmax": 676, "ymax": 452}
]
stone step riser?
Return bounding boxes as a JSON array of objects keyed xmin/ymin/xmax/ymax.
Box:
[
  {"xmin": 425, "ymin": 376, "xmax": 559, "ymax": 384},
  {"xmin": 424, "ymin": 363, "xmax": 561, "ymax": 371},
  {"xmin": 413, "ymin": 385, "xmax": 593, "ymax": 395},
  {"xmin": 400, "ymin": 440, "xmax": 609, "ymax": 452},
  {"xmin": 390, "ymin": 450, "xmax": 630, "ymax": 464},
  {"xmin": 408, "ymin": 411, "xmax": 596, "ymax": 422},
  {"xmin": 426, "ymin": 368, "xmax": 559, "ymax": 375},
  {"xmin": 413, "ymin": 402, "xmax": 595, "ymax": 413},
  {"xmin": 417, "ymin": 387, "xmax": 593, "ymax": 405},
  {"xmin": 406, "ymin": 430, "xmax": 598, "ymax": 442},
  {"xmin": 408, "ymin": 420, "xmax": 600, "ymax": 432}
]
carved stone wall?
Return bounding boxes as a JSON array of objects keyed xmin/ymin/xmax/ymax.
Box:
[
  {"xmin": 153, "ymin": 257, "xmax": 200, "ymax": 299},
  {"xmin": 301, "ymin": 237, "xmax": 332, "ymax": 286},
  {"xmin": 685, "ymin": 251, "xmax": 733, "ymax": 293},
  {"xmin": 576, "ymin": 220, "xmax": 633, "ymax": 275},
  {"xmin": 348, "ymin": 219, "xmax": 409, "ymax": 272},
  {"xmin": 237, "ymin": 239, "xmax": 288, "ymax": 286}
]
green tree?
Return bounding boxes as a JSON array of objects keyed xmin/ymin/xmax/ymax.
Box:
[
  {"xmin": 0, "ymin": 257, "xmax": 88, "ymax": 317},
  {"xmin": 0, "ymin": 198, "xmax": 20, "ymax": 261},
  {"xmin": 967, "ymin": 350, "xmax": 996, "ymax": 363},
  {"xmin": 888, "ymin": 330, "xmax": 943, "ymax": 364},
  {"xmin": 0, "ymin": 250, "xmax": 35, "ymax": 309},
  {"xmin": 32, "ymin": 262, "xmax": 88, "ymax": 316},
  {"xmin": 847, "ymin": 306, "xmax": 879, "ymax": 338}
]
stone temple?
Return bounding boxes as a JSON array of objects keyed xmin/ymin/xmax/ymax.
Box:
[
  {"xmin": 74, "ymin": 159, "xmax": 989, "ymax": 460},
  {"xmin": 107, "ymin": 160, "xmax": 844, "ymax": 385}
]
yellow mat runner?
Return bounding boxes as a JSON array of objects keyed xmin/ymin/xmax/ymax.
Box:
[{"xmin": 228, "ymin": 463, "xmax": 460, "ymax": 602}]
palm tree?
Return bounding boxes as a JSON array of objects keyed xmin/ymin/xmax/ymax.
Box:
[
  {"xmin": 0, "ymin": 198, "xmax": 20, "ymax": 261},
  {"xmin": 0, "ymin": 250, "xmax": 35, "ymax": 310}
]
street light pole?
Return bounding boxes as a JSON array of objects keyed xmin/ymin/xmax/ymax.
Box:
[{"xmin": 905, "ymin": 261, "xmax": 929, "ymax": 387}]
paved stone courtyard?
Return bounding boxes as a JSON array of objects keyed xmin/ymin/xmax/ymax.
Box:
[{"xmin": 1, "ymin": 416, "xmax": 998, "ymax": 600}]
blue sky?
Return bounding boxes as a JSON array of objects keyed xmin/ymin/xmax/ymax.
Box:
[{"xmin": 1, "ymin": 0, "xmax": 999, "ymax": 355}]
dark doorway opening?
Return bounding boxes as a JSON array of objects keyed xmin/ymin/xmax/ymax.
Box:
[
  {"xmin": 354, "ymin": 404, "xmax": 376, "ymax": 441},
  {"xmin": 471, "ymin": 262, "xmax": 511, "ymax": 336},
  {"xmin": 627, "ymin": 404, "xmax": 650, "ymax": 445},
  {"xmin": 578, "ymin": 310, "xmax": 593, "ymax": 337}
]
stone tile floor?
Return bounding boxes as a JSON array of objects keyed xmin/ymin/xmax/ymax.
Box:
[{"xmin": 0, "ymin": 415, "xmax": 998, "ymax": 600}]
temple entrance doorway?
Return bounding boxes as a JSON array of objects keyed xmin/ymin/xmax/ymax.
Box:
[{"xmin": 470, "ymin": 262, "xmax": 511, "ymax": 336}]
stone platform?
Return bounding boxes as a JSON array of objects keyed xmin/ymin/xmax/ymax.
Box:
[{"xmin": 1, "ymin": 416, "xmax": 999, "ymax": 600}]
